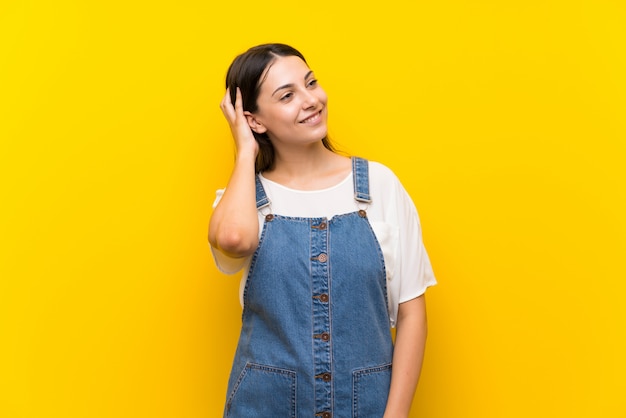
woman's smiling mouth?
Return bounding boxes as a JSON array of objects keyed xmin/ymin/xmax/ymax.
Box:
[{"xmin": 300, "ymin": 110, "xmax": 322, "ymax": 124}]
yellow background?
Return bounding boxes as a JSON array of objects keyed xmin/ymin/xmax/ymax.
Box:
[{"xmin": 1, "ymin": 1, "xmax": 624, "ymax": 417}]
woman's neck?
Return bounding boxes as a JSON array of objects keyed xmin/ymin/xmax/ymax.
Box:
[{"xmin": 262, "ymin": 142, "xmax": 351, "ymax": 191}]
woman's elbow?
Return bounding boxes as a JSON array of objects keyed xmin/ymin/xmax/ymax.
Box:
[{"xmin": 211, "ymin": 228, "xmax": 258, "ymax": 257}]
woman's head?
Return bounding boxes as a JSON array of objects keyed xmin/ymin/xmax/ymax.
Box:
[
  {"xmin": 225, "ymin": 43, "xmax": 334, "ymax": 173},
  {"xmin": 226, "ymin": 44, "xmax": 306, "ymax": 113}
]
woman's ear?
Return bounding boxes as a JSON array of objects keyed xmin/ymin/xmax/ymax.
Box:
[{"xmin": 244, "ymin": 111, "xmax": 267, "ymax": 134}]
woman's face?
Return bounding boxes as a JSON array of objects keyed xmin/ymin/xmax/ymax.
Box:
[{"xmin": 248, "ymin": 55, "xmax": 328, "ymax": 146}]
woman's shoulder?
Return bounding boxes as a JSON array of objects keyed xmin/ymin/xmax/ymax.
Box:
[
  {"xmin": 360, "ymin": 161, "xmax": 412, "ymax": 206},
  {"xmin": 363, "ymin": 159, "xmax": 402, "ymax": 185}
]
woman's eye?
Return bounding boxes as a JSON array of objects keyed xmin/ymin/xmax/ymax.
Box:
[
  {"xmin": 307, "ymin": 79, "xmax": 318, "ymax": 87},
  {"xmin": 280, "ymin": 92, "xmax": 293, "ymax": 101}
]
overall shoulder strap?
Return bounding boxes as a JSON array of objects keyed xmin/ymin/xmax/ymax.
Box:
[
  {"xmin": 352, "ymin": 157, "xmax": 372, "ymax": 203},
  {"xmin": 255, "ymin": 175, "xmax": 271, "ymax": 210}
]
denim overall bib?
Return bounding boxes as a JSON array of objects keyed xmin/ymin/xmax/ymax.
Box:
[{"xmin": 224, "ymin": 157, "xmax": 393, "ymax": 418}]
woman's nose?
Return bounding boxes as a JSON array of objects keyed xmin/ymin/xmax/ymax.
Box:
[{"xmin": 301, "ymin": 90, "xmax": 319, "ymax": 108}]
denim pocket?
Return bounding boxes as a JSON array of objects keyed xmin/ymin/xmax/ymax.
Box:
[
  {"xmin": 225, "ymin": 363, "xmax": 296, "ymax": 418},
  {"xmin": 352, "ymin": 363, "xmax": 392, "ymax": 418}
]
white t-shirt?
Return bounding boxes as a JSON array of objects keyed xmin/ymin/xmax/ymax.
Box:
[{"xmin": 211, "ymin": 160, "xmax": 436, "ymax": 327}]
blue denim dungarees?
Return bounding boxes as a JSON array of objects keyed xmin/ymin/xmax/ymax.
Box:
[{"xmin": 224, "ymin": 157, "xmax": 393, "ymax": 417}]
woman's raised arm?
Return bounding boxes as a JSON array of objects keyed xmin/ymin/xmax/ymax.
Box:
[{"xmin": 208, "ymin": 87, "xmax": 260, "ymax": 258}]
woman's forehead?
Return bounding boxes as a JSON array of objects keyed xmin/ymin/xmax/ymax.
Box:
[{"xmin": 260, "ymin": 56, "xmax": 311, "ymax": 89}]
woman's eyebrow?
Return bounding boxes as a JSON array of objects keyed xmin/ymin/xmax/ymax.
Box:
[{"xmin": 272, "ymin": 71, "xmax": 315, "ymax": 96}]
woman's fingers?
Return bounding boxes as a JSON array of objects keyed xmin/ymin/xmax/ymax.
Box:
[
  {"xmin": 221, "ymin": 87, "xmax": 247, "ymax": 125},
  {"xmin": 220, "ymin": 87, "xmax": 236, "ymax": 121},
  {"xmin": 219, "ymin": 87, "xmax": 258, "ymax": 155},
  {"xmin": 234, "ymin": 87, "xmax": 243, "ymax": 115}
]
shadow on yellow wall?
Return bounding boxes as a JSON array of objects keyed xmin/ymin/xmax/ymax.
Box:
[{"xmin": 1, "ymin": 1, "xmax": 624, "ymax": 417}]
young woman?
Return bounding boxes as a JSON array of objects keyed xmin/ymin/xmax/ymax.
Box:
[{"xmin": 209, "ymin": 43, "xmax": 436, "ymax": 418}]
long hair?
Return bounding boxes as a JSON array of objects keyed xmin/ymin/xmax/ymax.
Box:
[{"xmin": 225, "ymin": 43, "xmax": 335, "ymax": 173}]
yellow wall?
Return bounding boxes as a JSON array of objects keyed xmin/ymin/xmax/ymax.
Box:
[{"xmin": 1, "ymin": 1, "xmax": 624, "ymax": 417}]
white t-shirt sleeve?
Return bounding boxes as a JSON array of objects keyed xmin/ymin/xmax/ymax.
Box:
[
  {"xmin": 395, "ymin": 176, "xmax": 437, "ymax": 302},
  {"xmin": 368, "ymin": 163, "xmax": 437, "ymax": 327},
  {"xmin": 209, "ymin": 189, "xmax": 251, "ymax": 275}
]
